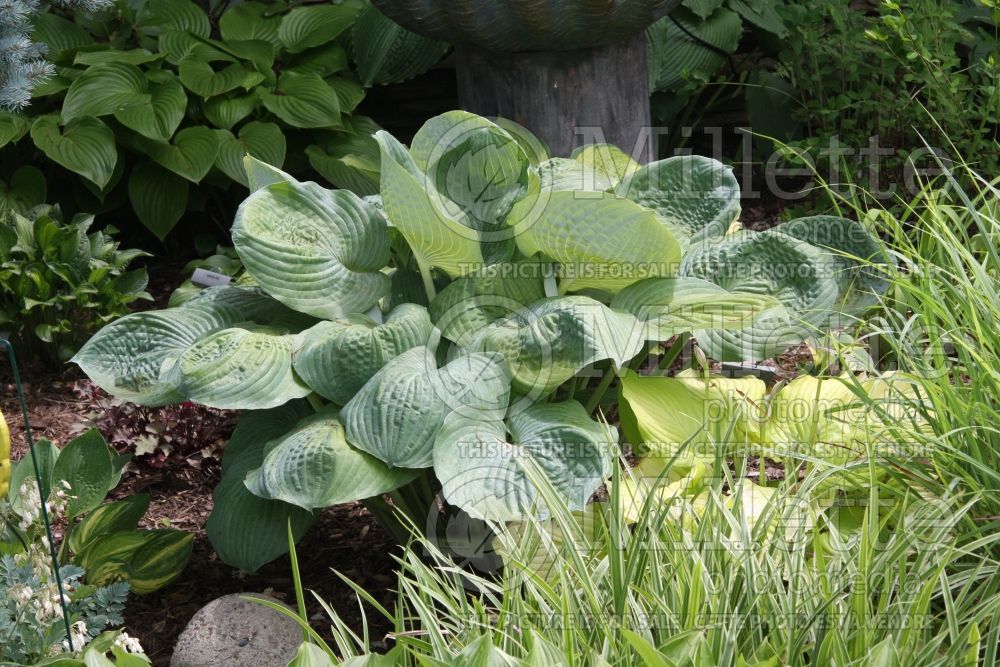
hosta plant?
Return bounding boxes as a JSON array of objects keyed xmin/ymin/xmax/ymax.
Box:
[{"xmin": 73, "ymin": 111, "xmax": 888, "ymax": 571}]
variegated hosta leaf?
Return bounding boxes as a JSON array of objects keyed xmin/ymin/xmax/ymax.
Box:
[
  {"xmin": 434, "ymin": 401, "xmax": 615, "ymax": 521},
  {"xmin": 617, "ymin": 155, "xmax": 741, "ymax": 244},
  {"xmin": 292, "ymin": 304, "xmax": 433, "ymax": 405},
  {"xmin": 375, "ymin": 130, "xmax": 485, "ymax": 276},
  {"xmin": 232, "ymin": 177, "xmax": 391, "ymax": 318},
  {"xmin": 571, "ymin": 143, "xmax": 640, "ymax": 187},
  {"xmin": 470, "ymin": 296, "xmax": 645, "ymax": 396},
  {"xmin": 163, "ymin": 326, "xmax": 310, "ymax": 409},
  {"xmin": 535, "ymin": 158, "xmax": 614, "ymax": 193},
  {"xmin": 72, "ymin": 285, "xmax": 306, "ymax": 406},
  {"xmin": 509, "ymin": 190, "xmax": 683, "ymax": 294},
  {"xmin": 342, "ymin": 347, "xmax": 511, "ymax": 468},
  {"xmin": 207, "ymin": 401, "xmax": 316, "ymax": 572},
  {"xmin": 610, "ymin": 277, "xmax": 782, "ymax": 340},
  {"xmin": 680, "ymin": 230, "xmax": 842, "ymax": 361},
  {"xmin": 619, "ymin": 369, "xmax": 766, "ymax": 463},
  {"xmin": 429, "ymin": 263, "xmax": 546, "ymax": 347},
  {"xmin": 777, "ymin": 215, "xmax": 890, "ymax": 314},
  {"xmin": 245, "ymin": 411, "xmax": 417, "ymax": 509}
]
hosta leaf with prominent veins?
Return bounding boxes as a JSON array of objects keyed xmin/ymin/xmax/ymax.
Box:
[
  {"xmin": 71, "ymin": 286, "xmax": 308, "ymax": 406},
  {"xmin": 617, "ymin": 155, "xmax": 741, "ymax": 244},
  {"xmin": 680, "ymin": 229, "xmax": 841, "ymax": 361},
  {"xmin": 510, "ymin": 191, "xmax": 682, "ymax": 294},
  {"xmin": 292, "ymin": 304, "xmax": 433, "ymax": 405},
  {"xmin": 375, "ymin": 130, "xmax": 484, "ymax": 276},
  {"xmin": 535, "ymin": 158, "xmax": 614, "ymax": 193},
  {"xmin": 232, "ymin": 178, "xmax": 391, "ymax": 318},
  {"xmin": 434, "ymin": 401, "xmax": 615, "ymax": 521},
  {"xmin": 571, "ymin": 143, "xmax": 640, "ymax": 187},
  {"xmin": 471, "ymin": 296, "xmax": 645, "ymax": 396},
  {"xmin": 163, "ymin": 326, "xmax": 310, "ymax": 409},
  {"xmin": 245, "ymin": 410, "xmax": 417, "ymax": 509},
  {"xmin": 341, "ymin": 347, "xmax": 510, "ymax": 468},
  {"xmin": 610, "ymin": 277, "xmax": 782, "ymax": 340}
]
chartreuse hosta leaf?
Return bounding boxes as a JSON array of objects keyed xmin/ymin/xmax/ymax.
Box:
[
  {"xmin": 610, "ymin": 277, "xmax": 783, "ymax": 340},
  {"xmin": 162, "ymin": 325, "xmax": 310, "ymax": 410},
  {"xmin": 232, "ymin": 176, "xmax": 391, "ymax": 318},
  {"xmin": 429, "ymin": 262, "xmax": 546, "ymax": 347},
  {"xmin": 617, "ymin": 155, "xmax": 742, "ymax": 244},
  {"xmin": 471, "ymin": 296, "xmax": 645, "ymax": 396},
  {"xmin": 342, "ymin": 347, "xmax": 511, "ymax": 468},
  {"xmin": 72, "ymin": 286, "xmax": 308, "ymax": 406},
  {"xmin": 292, "ymin": 304, "xmax": 433, "ymax": 405},
  {"xmin": 245, "ymin": 410, "xmax": 417, "ymax": 510},
  {"xmin": 778, "ymin": 215, "xmax": 891, "ymax": 314},
  {"xmin": 434, "ymin": 401, "xmax": 615, "ymax": 521},
  {"xmin": 680, "ymin": 229, "xmax": 842, "ymax": 361},
  {"xmin": 571, "ymin": 143, "xmax": 640, "ymax": 187},
  {"xmin": 535, "ymin": 158, "xmax": 614, "ymax": 193},
  {"xmin": 510, "ymin": 191, "xmax": 683, "ymax": 294},
  {"xmin": 207, "ymin": 401, "xmax": 316, "ymax": 572},
  {"xmin": 619, "ymin": 369, "xmax": 766, "ymax": 464},
  {"xmin": 375, "ymin": 130, "xmax": 485, "ymax": 277}
]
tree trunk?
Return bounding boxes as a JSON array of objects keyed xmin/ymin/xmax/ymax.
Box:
[{"xmin": 454, "ymin": 33, "xmax": 653, "ymax": 162}]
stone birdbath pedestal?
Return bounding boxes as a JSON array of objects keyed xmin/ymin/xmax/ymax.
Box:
[{"xmin": 370, "ymin": 0, "xmax": 682, "ymax": 160}]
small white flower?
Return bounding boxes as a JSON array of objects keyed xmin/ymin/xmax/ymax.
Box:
[
  {"xmin": 62, "ymin": 620, "xmax": 88, "ymax": 652},
  {"xmin": 113, "ymin": 631, "xmax": 145, "ymax": 654}
]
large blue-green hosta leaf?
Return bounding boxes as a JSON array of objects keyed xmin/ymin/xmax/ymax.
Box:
[
  {"xmin": 245, "ymin": 410, "xmax": 417, "ymax": 509},
  {"xmin": 206, "ymin": 402, "xmax": 316, "ymax": 572},
  {"xmin": 292, "ymin": 304, "xmax": 433, "ymax": 405},
  {"xmin": 617, "ymin": 155, "xmax": 741, "ymax": 245},
  {"xmin": 509, "ymin": 191, "xmax": 683, "ymax": 294},
  {"xmin": 470, "ymin": 296, "xmax": 645, "ymax": 396},
  {"xmin": 341, "ymin": 347, "xmax": 511, "ymax": 468},
  {"xmin": 232, "ymin": 177, "xmax": 391, "ymax": 318},
  {"xmin": 680, "ymin": 230, "xmax": 841, "ymax": 361},
  {"xmin": 434, "ymin": 401, "xmax": 615, "ymax": 522},
  {"xmin": 72, "ymin": 286, "xmax": 307, "ymax": 406}
]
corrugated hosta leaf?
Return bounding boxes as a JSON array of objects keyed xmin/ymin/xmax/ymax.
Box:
[
  {"xmin": 207, "ymin": 401, "xmax": 316, "ymax": 572},
  {"xmin": 680, "ymin": 229, "xmax": 842, "ymax": 361},
  {"xmin": 292, "ymin": 304, "xmax": 433, "ymax": 405},
  {"xmin": 232, "ymin": 177, "xmax": 391, "ymax": 318},
  {"xmin": 72, "ymin": 286, "xmax": 308, "ymax": 406},
  {"xmin": 353, "ymin": 3, "xmax": 450, "ymax": 86},
  {"xmin": 429, "ymin": 262, "xmax": 546, "ymax": 347},
  {"xmin": 470, "ymin": 296, "xmax": 645, "ymax": 396},
  {"xmin": 509, "ymin": 190, "xmax": 683, "ymax": 294},
  {"xmin": 162, "ymin": 326, "xmax": 310, "ymax": 409},
  {"xmin": 245, "ymin": 410, "xmax": 418, "ymax": 509},
  {"xmin": 535, "ymin": 158, "xmax": 614, "ymax": 192},
  {"xmin": 646, "ymin": 7, "xmax": 742, "ymax": 94},
  {"xmin": 618, "ymin": 155, "xmax": 741, "ymax": 244},
  {"xmin": 375, "ymin": 130, "xmax": 484, "ymax": 277},
  {"xmin": 777, "ymin": 215, "xmax": 890, "ymax": 314},
  {"xmin": 571, "ymin": 144, "xmax": 640, "ymax": 187},
  {"xmin": 434, "ymin": 401, "xmax": 615, "ymax": 521},
  {"xmin": 610, "ymin": 276, "xmax": 781, "ymax": 340},
  {"xmin": 342, "ymin": 347, "xmax": 511, "ymax": 468}
]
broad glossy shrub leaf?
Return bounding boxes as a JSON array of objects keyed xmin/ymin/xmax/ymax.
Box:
[
  {"xmin": 61, "ymin": 63, "xmax": 147, "ymax": 123},
  {"xmin": 647, "ymin": 7, "xmax": 741, "ymax": 93},
  {"xmin": 232, "ymin": 178, "xmax": 391, "ymax": 318},
  {"xmin": 245, "ymin": 410, "xmax": 417, "ymax": 509},
  {"xmin": 610, "ymin": 276, "xmax": 781, "ymax": 340},
  {"xmin": 113, "ymin": 72, "xmax": 187, "ymax": 141},
  {"xmin": 30, "ymin": 115, "xmax": 117, "ymax": 189},
  {"xmin": 178, "ymin": 58, "xmax": 264, "ymax": 98},
  {"xmin": 617, "ymin": 155, "xmax": 742, "ymax": 244},
  {"xmin": 128, "ymin": 162, "xmax": 188, "ymax": 240},
  {"xmin": 471, "ymin": 296, "xmax": 645, "ymax": 396},
  {"xmin": 510, "ymin": 191, "xmax": 683, "ymax": 294},
  {"xmin": 292, "ymin": 304, "xmax": 433, "ymax": 405},
  {"xmin": 219, "ymin": 1, "xmax": 283, "ymax": 48},
  {"xmin": 342, "ymin": 347, "xmax": 511, "ymax": 468},
  {"xmin": 680, "ymin": 229, "xmax": 842, "ymax": 361},
  {"xmin": 353, "ymin": 3, "xmax": 449, "ymax": 86},
  {"xmin": 162, "ymin": 326, "xmax": 310, "ymax": 410},
  {"xmin": 279, "ymin": 3, "xmax": 363, "ymax": 53},
  {"xmin": 141, "ymin": 0, "xmax": 211, "ymax": 38},
  {"xmin": 207, "ymin": 401, "xmax": 316, "ymax": 572},
  {"xmin": 203, "ymin": 92, "xmax": 258, "ymax": 130},
  {"xmin": 52, "ymin": 428, "xmax": 115, "ymax": 519},
  {"xmin": 434, "ymin": 401, "xmax": 614, "ymax": 521},
  {"xmin": 135, "ymin": 126, "xmax": 220, "ymax": 183},
  {"xmin": 375, "ymin": 130, "xmax": 484, "ymax": 277},
  {"xmin": 306, "ymin": 125, "xmax": 381, "ymax": 196}
]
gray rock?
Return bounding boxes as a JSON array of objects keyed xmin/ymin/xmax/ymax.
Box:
[{"xmin": 171, "ymin": 593, "xmax": 302, "ymax": 667}]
